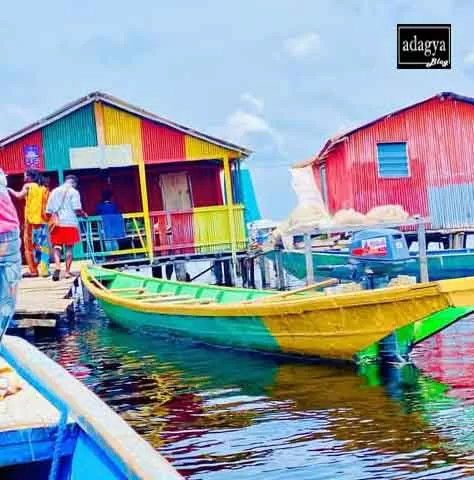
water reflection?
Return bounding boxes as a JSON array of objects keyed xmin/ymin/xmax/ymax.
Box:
[{"xmin": 33, "ymin": 309, "xmax": 474, "ymax": 479}]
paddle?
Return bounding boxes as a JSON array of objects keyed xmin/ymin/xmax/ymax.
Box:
[{"xmin": 245, "ymin": 278, "xmax": 339, "ymax": 303}]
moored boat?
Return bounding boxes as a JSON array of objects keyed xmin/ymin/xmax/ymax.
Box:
[
  {"xmin": 272, "ymin": 248, "xmax": 474, "ymax": 282},
  {"xmin": 0, "ymin": 335, "xmax": 182, "ymax": 479},
  {"xmin": 82, "ymin": 266, "xmax": 474, "ymax": 363}
]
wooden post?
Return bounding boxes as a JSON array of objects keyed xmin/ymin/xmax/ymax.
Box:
[
  {"xmin": 137, "ymin": 162, "xmax": 154, "ymax": 261},
  {"xmin": 304, "ymin": 233, "xmax": 315, "ymax": 286},
  {"xmin": 213, "ymin": 260, "xmax": 224, "ymax": 285},
  {"xmin": 249, "ymin": 257, "xmax": 256, "ymax": 289},
  {"xmin": 223, "ymin": 154, "xmax": 237, "ymax": 265},
  {"xmin": 153, "ymin": 265, "xmax": 164, "ymax": 279},
  {"xmin": 275, "ymin": 249, "xmax": 286, "ymax": 290},
  {"xmin": 417, "ymin": 219, "xmax": 429, "ymax": 283},
  {"xmin": 175, "ymin": 261, "xmax": 188, "ymax": 281},
  {"xmin": 259, "ymin": 256, "xmax": 268, "ymax": 288},
  {"xmin": 223, "ymin": 259, "xmax": 234, "ymax": 286}
]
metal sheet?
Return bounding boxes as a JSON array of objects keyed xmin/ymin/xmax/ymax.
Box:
[
  {"xmin": 428, "ymin": 184, "xmax": 474, "ymax": 228},
  {"xmin": 323, "ymin": 97, "xmax": 474, "ymax": 228},
  {"xmin": 185, "ymin": 135, "xmax": 238, "ymax": 161},
  {"xmin": 141, "ymin": 119, "xmax": 185, "ymax": 163},
  {"xmin": 43, "ymin": 105, "xmax": 97, "ymax": 171},
  {"xmin": 103, "ymin": 106, "xmax": 143, "ymax": 165},
  {"xmin": 0, "ymin": 131, "xmax": 44, "ymax": 174}
]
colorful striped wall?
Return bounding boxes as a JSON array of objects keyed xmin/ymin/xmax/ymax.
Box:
[
  {"xmin": 0, "ymin": 130, "xmax": 44, "ymax": 174},
  {"xmin": 141, "ymin": 120, "xmax": 185, "ymax": 163},
  {"xmin": 0, "ymin": 102, "xmax": 241, "ymax": 174},
  {"xmin": 102, "ymin": 105, "xmax": 143, "ymax": 165},
  {"xmin": 43, "ymin": 105, "xmax": 97, "ymax": 171}
]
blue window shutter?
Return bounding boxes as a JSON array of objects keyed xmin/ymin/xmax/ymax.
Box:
[{"xmin": 376, "ymin": 142, "xmax": 409, "ymax": 178}]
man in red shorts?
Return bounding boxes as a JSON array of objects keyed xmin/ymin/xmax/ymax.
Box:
[{"xmin": 46, "ymin": 175, "xmax": 87, "ymax": 281}]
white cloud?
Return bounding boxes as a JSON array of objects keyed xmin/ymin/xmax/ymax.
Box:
[
  {"xmin": 464, "ymin": 51, "xmax": 474, "ymax": 66},
  {"xmin": 216, "ymin": 95, "xmax": 284, "ymax": 153},
  {"xmin": 284, "ymin": 32, "xmax": 320, "ymax": 57},
  {"xmin": 240, "ymin": 93, "xmax": 264, "ymax": 114},
  {"xmin": 223, "ymin": 110, "xmax": 273, "ymax": 142}
]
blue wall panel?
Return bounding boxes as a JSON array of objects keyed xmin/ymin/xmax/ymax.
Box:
[{"xmin": 428, "ymin": 184, "xmax": 474, "ymax": 228}]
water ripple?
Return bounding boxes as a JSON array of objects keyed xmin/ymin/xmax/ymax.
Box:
[{"xmin": 30, "ymin": 308, "xmax": 474, "ymax": 479}]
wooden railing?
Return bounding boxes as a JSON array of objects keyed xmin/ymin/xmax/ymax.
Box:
[{"xmin": 74, "ymin": 205, "xmax": 247, "ymax": 260}]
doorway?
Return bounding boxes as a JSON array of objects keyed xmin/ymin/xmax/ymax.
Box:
[{"xmin": 159, "ymin": 172, "xmax": 193, "ymax": 211}]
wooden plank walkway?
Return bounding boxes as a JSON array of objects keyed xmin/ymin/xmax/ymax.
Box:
[
  {"xmin": 16, "ymin": 261, "xmax": 91, "ymax": 319},
  {"xmin": 16, "ymin": 276, "xmax": 76, "ymax": 317}
]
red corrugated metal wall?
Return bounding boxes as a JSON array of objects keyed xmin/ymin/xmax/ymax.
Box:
[
  {"xmin": 146, "ymin": 163, "xmax": 223, "ymax": 211},
  {"xmin": 319, "ymin": 96, "xmax": 474, "ymax": 217},
  {"xmin": 141, "ymin": 119, "xmax": 186, "ymax": 163},
  {"xmin": 322, "ymin": 142, "xmax": 354, "ymax": 213},
  {"xmin": 0, "ymin": 131, "xmax": 44, "ymax": 174},
  {"xmin": 72, "ymin": 168, "xmax": 142, "ymax": 214}
]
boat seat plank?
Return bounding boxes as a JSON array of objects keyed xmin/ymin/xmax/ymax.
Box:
[
  {"xmin": 138, "ymin": 295, "xmax": 193, "ymax": 303},
  {"xmin": 120, "ymin": 292, "xmax": 173, "ymax": 299}
]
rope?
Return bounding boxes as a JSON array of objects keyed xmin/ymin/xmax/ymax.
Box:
[{"xmin": 48, "ymin": 407, "xmax": 69, "ymax": 480}]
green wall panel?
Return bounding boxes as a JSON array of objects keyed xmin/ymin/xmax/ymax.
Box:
[{"xmin": 43, "ymin": 105, "xmax": 97, "ymax": 171}]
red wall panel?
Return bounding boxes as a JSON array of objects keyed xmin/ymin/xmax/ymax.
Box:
[
  {"xmin": 73, "ymin": 168, "xmax": 142, "ymax": 215},
  {"xmin": 321, "ymin": 142, "xmax": 353, "ymax": 213},
  {"xmin": 0, "ymin": 131, "xmax": 44, "ymax": 174},
  {"xmin": 146, "ymin": 162, "xmax": 223, "ymax": 212},
  {"xmin": 141, "ymin": 119, "xmax": 186, "ymax": 164},
  {"xmin": 319, "ymin": 96, "xmax": 474, "ymax": 218},
  {"xmin": 190, "ymin": 167, "xmax": 223, "ymax": 207}
]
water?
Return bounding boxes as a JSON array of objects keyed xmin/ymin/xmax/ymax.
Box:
[{"xmin": 31, "ymin": 305, "xmax": 474, "ymax": 479}]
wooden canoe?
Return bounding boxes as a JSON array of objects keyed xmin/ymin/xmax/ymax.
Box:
[
  {"xmin": 81, "ymin": 266, "xmax": 474, "ymax": 363},
  {"xmin": 273, "ymin": 248, "xmax": 474, "ymax": 282}
]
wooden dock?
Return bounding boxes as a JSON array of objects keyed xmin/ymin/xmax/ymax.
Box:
[
  {"xmin": 16, "ymin": 276, "xmax": 76, "ymax": 317},
  {"xmin": 14, "ymin": 261, "xmax": 91, "ymax": 329}
]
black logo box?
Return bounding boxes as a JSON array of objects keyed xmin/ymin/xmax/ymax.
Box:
[{"xmin": 397, "ymin": 24, "xmax": 451, "ymax": 69}]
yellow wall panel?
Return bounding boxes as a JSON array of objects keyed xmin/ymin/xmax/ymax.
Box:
[
  {"xmin": 185, "ymin": 135, "xmax": 238, "ymax": 161},
  {"xmin": 103, "ymin": 105, "xmax": 143, "ymax": 164},
  {"xmin": 193, "ymin": 206, "xmax": 246, "ymax": 253}
]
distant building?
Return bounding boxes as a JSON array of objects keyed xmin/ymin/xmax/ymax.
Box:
[
  {"xmin": 294, "ymin": 92, "xmax": 474, "ymax": 234},
  {"xmin": 0, "ymin": 92, "xmax": 260, "ymax": 260}
]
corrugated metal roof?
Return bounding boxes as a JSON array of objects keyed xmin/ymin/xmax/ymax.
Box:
[
  {"xmin": 293, "ymin": 91, "xmax": 474, "ymax": 168},
  {"xmin": 0, "ymin": 91, "xmax": 252, "ymax": 157}
]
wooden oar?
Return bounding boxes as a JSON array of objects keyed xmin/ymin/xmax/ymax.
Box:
[{"xmin": 245, "ymin": 278, "xmax": 338, "ymax": 304}]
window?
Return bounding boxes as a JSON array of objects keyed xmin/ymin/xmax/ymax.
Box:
[{"xmin": 376, "ymin": 142, "xmax": 409, "ymax": 178}]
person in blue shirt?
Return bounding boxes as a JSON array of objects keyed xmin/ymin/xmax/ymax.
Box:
[{"xmin": 95, "ymin": 191, "xmax": 125, "ymax": 252}]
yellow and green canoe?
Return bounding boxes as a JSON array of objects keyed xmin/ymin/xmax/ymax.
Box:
[{"xmin": 82, "ymin": 266, "xmax": 474, "ymax": 363}]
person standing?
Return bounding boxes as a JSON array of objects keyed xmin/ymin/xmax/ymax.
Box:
[
  {"xmin": 8, "ymin": 169, "xmax": 50, "ymax": 278},
  {"xmin": 46, "ymin": 175, "xmax": 87, "ymax": 281},
  {"xmin": 0, "ymin": 169, "xmax": 21, "ymax": 336},
  {"xmin": 95, "ymin": 190, "xmax": 125, "ymax": 252}
]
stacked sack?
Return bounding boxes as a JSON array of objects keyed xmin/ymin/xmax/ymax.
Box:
[{"xmin": 364, "ymin": 205, "xmax": 410, "ymax": 224}]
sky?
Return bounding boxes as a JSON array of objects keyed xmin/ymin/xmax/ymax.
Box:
[{"xmin": 1, "ymin": 0, "xmax": 474, "ymax": 219}]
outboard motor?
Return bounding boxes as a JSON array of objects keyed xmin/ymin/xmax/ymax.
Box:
[
  {"xmin": 348, "ymin": 229, "xmax": 414, "ymax": 364},
  {"xmin": 348, "ymin": 228, "xmax": 412, "ymax": 288}
]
